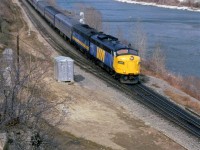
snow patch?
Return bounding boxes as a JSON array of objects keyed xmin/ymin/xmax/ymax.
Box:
[{"xmin": 115, "ymin": 0, "xmax": 200, "ymax": 12}]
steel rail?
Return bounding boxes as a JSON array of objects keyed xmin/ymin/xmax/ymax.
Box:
[{"xmin": 132, "ymin": 84, "xmax": 200, "ymax": 137}]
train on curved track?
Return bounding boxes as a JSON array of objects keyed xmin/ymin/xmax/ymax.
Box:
[{"xmin": 27, "ymin": 0, "xmax": 141, "ymax": 84}]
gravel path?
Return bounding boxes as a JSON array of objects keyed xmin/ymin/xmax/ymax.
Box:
[{"xmin": 74, "ymin": 65, "xmax": 200, "ymax": 150}]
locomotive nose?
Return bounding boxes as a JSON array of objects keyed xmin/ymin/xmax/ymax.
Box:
[
  {"xmin": 114, "ymin": 55, "xmax": 140, "ymax": 75},
  {"xmin": 127, "ymin": 55, "xmax": 140, "ymax": 75}
]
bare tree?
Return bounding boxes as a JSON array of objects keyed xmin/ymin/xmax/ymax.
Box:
[
  {"xmin": 0, "ymin": 48, "xmax": 65, "ymax": 149},
  {"xmin": 114, "ymin": 26, "xmax": 129, "ymax": 45},
  {"xmin": 151, "ymin": 44, "xmax": 166, "ymax": 75},
  {"xmin": 46, "ymin": 0, "xmax": 56, "ymax": 6},
  {"xmin": 83, "ymin": 7, "xmax": 102, "ymax": 31},
  {"xmin": 132, "ymin": 21, "xmax": 147, "ymax": 61},
  {"xmin": 0, "ymin": 0, "xmax": 67, "ymax": 148}
]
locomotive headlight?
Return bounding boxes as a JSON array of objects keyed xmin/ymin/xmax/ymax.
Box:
[
  {"xmin": 118, "ymin": 61, "xmax": 124, "ymax": 64},
  {"xmin": 130, "ymin": 56, "xmax": 134, "ymax": 60}
]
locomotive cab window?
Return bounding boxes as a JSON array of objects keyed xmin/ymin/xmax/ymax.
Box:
[
  {"xmin": 129, "ymin": 49, "xmax": 138, "ymax": 56},
  {"xmin": 116, "ymin": 49, "xmax": 138, "ymax": 56}
]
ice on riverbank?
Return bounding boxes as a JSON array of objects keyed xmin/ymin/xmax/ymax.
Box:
[
  {"xmin": 179, "ymin": 0, "xmax": 200, "ymax": 2},
  {"xmin": 115, "ymin": 0, "xmax": 200, "ymax": 12}
]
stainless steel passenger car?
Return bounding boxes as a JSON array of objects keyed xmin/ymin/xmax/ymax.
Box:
[
  {"xmin": 44, "ymin": 6, "xmax": 61, "ymax": 26},
  {"xmin": 37, "ymin": 1, "xmax": 50, "ymax": 16},
  {"xmin": 32, "ymin": 0, "xmax": 42, "ymax": 9},
  {"xmin": 55, "ymin": 14, "xmax": 79, "ymax": 41}
]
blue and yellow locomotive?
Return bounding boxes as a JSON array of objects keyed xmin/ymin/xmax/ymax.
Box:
[
  {"xmin": 90, "ymin": 33, "xmax": 140, "ymax": 84},
  {"xmin": 27, "ymin": 0, "xmax": 141, "ymax": 84}
]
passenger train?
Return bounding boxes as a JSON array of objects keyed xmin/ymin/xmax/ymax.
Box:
[{"xmin": 27, "ymin": 0, "xmax": 141, "ymax": 84}]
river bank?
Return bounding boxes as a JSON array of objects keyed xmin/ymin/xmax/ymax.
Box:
[{"xmin": 115, "ymin": 0, "xmax": 200, "ymax": 12}]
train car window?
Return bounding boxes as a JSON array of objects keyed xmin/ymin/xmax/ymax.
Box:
[
  {"xmin": 129, "ymin": 50, "xmax": 138, "ymax": 56},
  {"xmin": 116, "ymin": 49, "xmax": 138, "ymax": 56},
  {"xmin": 116, "ymin": 49, "xmax": 128, "ymax": 55}
]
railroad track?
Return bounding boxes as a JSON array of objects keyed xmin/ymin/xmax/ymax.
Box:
[
  {"xmin": 132, "ymin": 84, "xmax": 200, "ymax": 138},
  {"xmin": 22, "ymin": 0, "xmax": 200, "ymax": 138}
]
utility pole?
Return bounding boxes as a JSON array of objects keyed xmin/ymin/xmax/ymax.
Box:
[{"xmin": 17, "ymin": 34, "xmax": 20, "ymax": 81}]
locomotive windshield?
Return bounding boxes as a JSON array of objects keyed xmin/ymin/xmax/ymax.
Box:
[{"xmin": 116, "ymin": 49, "xmax": 138, "ymax": 56}]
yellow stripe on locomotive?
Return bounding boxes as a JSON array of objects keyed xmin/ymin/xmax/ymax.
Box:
[
  {"xmin": 113, "ymin": 55, "xmax": 140, "ymax": 75},
  {"xmin": 72, "ymin": 36, "xmax": 89, "ymax": 51},
  {"xmin": 97, "ymin": 47, "xmax": 105, "ymax": 62}
]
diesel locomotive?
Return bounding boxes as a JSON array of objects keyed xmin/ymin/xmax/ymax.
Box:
[{"xmin": 27, "ymin": 0, "xmax": 141, "ymax": 84}]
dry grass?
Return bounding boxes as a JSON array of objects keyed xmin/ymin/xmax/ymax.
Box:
[
  {"xmin": 0, "ymin": 0, "xmax": 13, "ymax": 20},
  {"xmin": 141, "ymin": 48, "xmax": 200, "ymax": 113},
  {"xmin": 0, "ymin": 0, "xmax": 25, "ymax": 50},
  {"xmin": 151, "ymin": 83, "xmax": 160, "ymax": 88},
  {"xmin": 164, "ymin": 90, "xmax": 200, "ymax": 114},
  {"xmin": 141, "ymin": 46, "xmax": 200, "ymax": 102},
  {"xmin": 140, "ymin": 42, "xmax": 200, "ymax": 115},
  {"xmin": 143, "ymin": 64, "xmax": 200, "ymax": 101}
]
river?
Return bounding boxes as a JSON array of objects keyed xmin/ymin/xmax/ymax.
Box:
[{"xmin": 56, "ymin": 0, "xmax": 200, "ymax": 77}]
